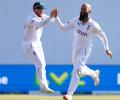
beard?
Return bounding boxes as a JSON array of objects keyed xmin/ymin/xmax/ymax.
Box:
[{"xmin": 79, "ymin": 12, "xmax": 89, "ymax": 21}]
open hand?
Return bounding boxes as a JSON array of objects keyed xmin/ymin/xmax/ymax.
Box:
[{"xmin": 50, "ymin": 8, "xmax": 58, "ymax": 17}]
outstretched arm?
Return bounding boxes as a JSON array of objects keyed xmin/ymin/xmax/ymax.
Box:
[
  {"xmin": 95, "ymin": 29, "xmax": 112, "ymax": 58},
  {"xmin": 51, "ymin": 9, "xmax": 75, "ymax": 31},
  {"xmin": 28, "ymin": 9, "xmax": 58, "ymax": 28},
  {"xmin": 55, "ymin": 17, "xmax": 75, "ymax": 31},
  {"xmin": 30, "ymin": 16, "xmax": 51, "ymax": 28}
]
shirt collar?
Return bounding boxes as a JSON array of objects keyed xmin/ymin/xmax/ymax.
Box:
[
  {"xmin": 88, "ymin": 17, "xmax": 92, "ymax": 23},
  {"xmin": 32, "ymin": 11, "xmax": 43, "ymax": 19}
]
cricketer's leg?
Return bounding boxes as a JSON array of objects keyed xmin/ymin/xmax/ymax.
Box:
[
  {"xmin": 77, "ymin": 47, "xmax": 100, "ymax": 86},
  {"xmin": 65, "ymin": 47, "xmax": 100, "ymax": 97},
  {"xmin": 23, "ymin": 42, "xmax": 53, "ymax": 93}
]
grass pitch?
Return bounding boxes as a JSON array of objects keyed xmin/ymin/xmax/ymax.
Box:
[{"xmin": 0, "ymin": 95, "xmax": 120, "ymax": 100}]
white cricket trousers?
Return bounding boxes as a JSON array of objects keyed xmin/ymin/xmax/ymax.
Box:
[
  {"xmin": 67, "ymin": 47, "xmax": 97, "ymax": 95},
  {"xmin": 22, "ymin": 41, "xmax": 48, "ymax": 89}
]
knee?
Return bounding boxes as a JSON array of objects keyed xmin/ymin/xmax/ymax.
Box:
[{"xmin": 41, "ymin": 60, "xmax": 46, "ymax": 67}]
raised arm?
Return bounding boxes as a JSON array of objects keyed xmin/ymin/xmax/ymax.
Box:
[
  {"xmin": 29, "ymin": 16, "xmax": 51, "ymax": 28},
  {"xmin": 50, "ymin": 9, "xmax": 75, "ymax": 31},
  {"xmin": 55, "ymin": 17, "xmax": 75, "ymax": 31},
  {"xmin": 27, "ymin": 9, "xmax": 58, "ymax": 28}
]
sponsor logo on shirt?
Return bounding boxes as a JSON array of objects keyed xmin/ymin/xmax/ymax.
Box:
[{"xmin": 77, "ymin": 29, "xmax": 87, "ymax": 37}]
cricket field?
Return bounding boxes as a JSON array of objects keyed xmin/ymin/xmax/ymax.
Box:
[{"xmin": 0, "ymin": 95, "xmax": 120, "ymax": 100}]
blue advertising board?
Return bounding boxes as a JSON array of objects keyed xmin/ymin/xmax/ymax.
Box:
[
  {"xmin": 0, "ymin": 65, "xmax": 38, "ymax": 93},
  {"xmin": 0, "ymin": 65, "xmax": 120, "ymax": 94},
  {"xmin": 46, "ymin": 65, "xmax": 120, "ymax": 94}
]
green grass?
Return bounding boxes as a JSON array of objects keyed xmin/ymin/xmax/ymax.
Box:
[{"xmin": 0, "ymin": 95, "xmax": 120, "ymax": 100}]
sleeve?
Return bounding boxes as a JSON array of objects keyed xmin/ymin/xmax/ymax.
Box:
[
  {"xmin": 28, "ymin": 16, "xmax": 51, "ymax": 28},
  {"xmin": 42, "ymin": 14, "xmax": 54, "ymax": 22},
  {"xmin": 54, "ymin": 17, "xmax": 75, "ymax": 31},
  {"xmin": 93, "ymin": 23, "xmax": 109, "ymax": 51}
]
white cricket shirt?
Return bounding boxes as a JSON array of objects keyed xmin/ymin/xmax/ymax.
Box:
[
  {"xmin": 55, "ymin": 17, "xmax": 109, "ymax": 50},
  {"xmin": 23, "ymin": 12, "xmax": 51, "ymax": 43}
]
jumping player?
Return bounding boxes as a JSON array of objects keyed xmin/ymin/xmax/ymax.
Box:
[
  {"xmin": 22, "ymin": 1, "xmax": 56, "ymax": 94},
  {"xmin": 53, "ymin": 3, "xmax": 112, "ymax": 100}
]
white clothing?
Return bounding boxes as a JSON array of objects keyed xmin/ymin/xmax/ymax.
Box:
[
  {"xmin": 55, "ymin": 16, "xmax": 110, "ymax": 95},
  {"xmin": 23, "ymin": 12, "xmax": 51, "ymax": 42},
  {"xmin": 22, "ymin": 12, "xmax": 51, "ymax": 89},
  {"xmin": 55, "ymin": 17, "xmax": 109, "ymax": 50}
]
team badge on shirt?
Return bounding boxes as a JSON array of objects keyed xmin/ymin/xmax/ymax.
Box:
[
  {"xmin": 87, "ymin": 24, "xmax": 91, "ymax": 31},
  {"xmin": 31, "ymin": 19, "xmax": 35, "ymax": 23}
]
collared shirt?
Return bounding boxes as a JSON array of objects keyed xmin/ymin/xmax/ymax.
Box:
[
  {"xmin": 55, "ymin": 17, "xmax": 109, "ymax": 50},
  {"xmin": 23, "ymin": 12, "xmax": 51, "ymax": 43}
]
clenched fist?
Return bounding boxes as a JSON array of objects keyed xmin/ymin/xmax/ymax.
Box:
[{"xmin": 106, "ymin": 50, "xmax": 112, "ymax": 58}]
